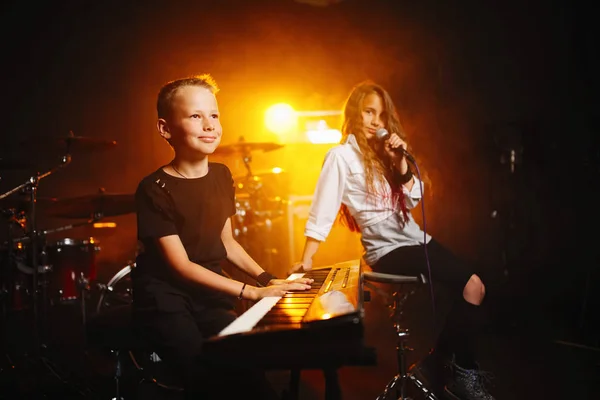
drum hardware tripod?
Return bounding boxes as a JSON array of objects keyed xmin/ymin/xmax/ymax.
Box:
[
  {"xmin": 1, "ymin": 207, "xmax": 21, "ymax": 363},
  {"xmin": 1, "ymin": 133, "xmax": 122, "ymax": 396},
  {"xmin": 0, "ymin": 154, "xmax": 76, "ymax": 395}
]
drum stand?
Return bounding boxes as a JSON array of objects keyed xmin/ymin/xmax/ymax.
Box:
[
  {"xmin": 75, "ymin": 270, "xmax": 93, "ymax": 352},
  {"xmin": 0, "ymin": 154, "xmax": 74, "ymax": 396},
  {"xmin": 236, "ymin": 148, "xmax": 282, "ymax": 274},
  {"xmin": 0, "ymin": 208, "xmax": 19, "ymax": 372}
]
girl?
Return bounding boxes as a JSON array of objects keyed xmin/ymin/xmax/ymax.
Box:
[{"xmin": 289, "ymin": 81, "xmax": 494, "ymax": 400}]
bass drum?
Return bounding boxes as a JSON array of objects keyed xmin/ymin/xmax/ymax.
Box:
[{"xmin": 46, "ymin": 237, "xmax": 100, "ymax": 303}]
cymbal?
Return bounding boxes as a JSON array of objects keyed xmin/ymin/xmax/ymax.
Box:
[
  {"xmin": 234, "ymin": 168, "xmax": 286, "ymax": 182},
  {"xmin": 43, "ymin": 221, "xmax": 119, "ymax": 239},
  {"xmin": 1, "ymin": 196, "xmax": 58, "ymax": 212},
  {"xmin": 46, "ymin": 193, "xmax": 135, "ymax": 219},
  {"xmin": 19, "ymin": 133, "xmax": 117, "ymax": 153},
  {"xmin": 60, "ymin": 135, "xmax": 117, "ymax": 150},
  {"xmin": 0, "ymin": 157, "xmax": 32, "ymax": 170},
  {"xmin": 214, "ymin": 142, "xmax": 283, "ymax": 156}
]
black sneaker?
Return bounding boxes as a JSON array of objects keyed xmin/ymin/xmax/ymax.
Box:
[
  {"xmin": 444, "ymin": 359, "xmax": 495, "ymax": 400},
  {"xmin": 409, "ymin": 351, "xmax": 446, "ymax": 396}
]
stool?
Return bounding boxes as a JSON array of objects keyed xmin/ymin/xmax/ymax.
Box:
[
  {"xmin": 86, "ymin": 304, "xmax": 184, "ymax": 399},
  {"xmin": 363, "ymin": 271, "xmax": 437, "ymax": 400}
]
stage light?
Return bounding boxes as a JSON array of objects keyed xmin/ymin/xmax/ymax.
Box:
[
  {"xmin": 265, "ymin": 103, "xmax": 298, "ymax": 135},
  {"xmin": 305, "ymin": 119, "xmax": 342, "ymax": 144}
]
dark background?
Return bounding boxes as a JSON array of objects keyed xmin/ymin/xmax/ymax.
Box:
[{"xmin": 0, "ymin": 0, "xmax": 598, "ymax": 398}]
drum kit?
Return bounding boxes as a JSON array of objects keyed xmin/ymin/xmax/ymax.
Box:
[
  {"xmin": 0, "ymin": 134, "xmax": 132, "ymax": 355},
  {"xmin": 214, "ymin": 137, "xmax": 287, "ymax": 272},
  {"xmin": 0, "ymin": 133, "xmax": 287, "ymax": 387}
]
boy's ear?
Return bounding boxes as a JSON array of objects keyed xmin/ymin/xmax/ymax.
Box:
[{"xmin": 157, "ymin": 119, "xmax": 171, "ymax": 141}]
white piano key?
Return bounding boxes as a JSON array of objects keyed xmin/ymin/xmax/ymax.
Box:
[{"xmin": 218, "ymin": 273, "xmax": 305, "ymax": 336}]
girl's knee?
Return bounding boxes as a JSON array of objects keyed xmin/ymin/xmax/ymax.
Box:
[{"xmin": 463, "ymin": 274, "xmax": 485, "ymax": 305}]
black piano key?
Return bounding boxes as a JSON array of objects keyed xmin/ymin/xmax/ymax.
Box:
[
  {"xmin": 272, "ymin": 303, "xmax": 311, "ymax": 309},
  {"xmin": 303, "ymin": 270, "xmax": 331, "ymax": 279},
  {"xmin": 265, "ymin": 308, "xmax": 307, "ymax": 317},
  {"xmin": 304, "ymin": 269, "xmax": 330, "ymax": 274},
  {"xmin": 256, "ymin": 316, "xmax": 304, "ymax": 324},
  {"xmin": 307, "ymin": 275, "xmax": 329, "ymax": 281},
  {"xmin": 282, "ymin": 293, "xmax": 315, "ymax": 298},
  {"xmin": 277, "ymin": 297, "xmax": 314, "ymax": 304},
  {"xmin": 253, "ymin": 323, "xmax": 302, "ymax": 331},
  {"xmin": 307, "ymin": 277, "xmax": 330, "ymax": 285},
  {"xmin": 286, "ymin": 289, "xmax": 321, "ymax": 295}
]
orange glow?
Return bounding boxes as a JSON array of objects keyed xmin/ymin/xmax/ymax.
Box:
[
  {"xmin": 93, "ymin": 222, "xmax": 117, "ymax": 228},
  {"xmin": 265, "ymin": 103, "xmax": 297, "ymax": 136}
]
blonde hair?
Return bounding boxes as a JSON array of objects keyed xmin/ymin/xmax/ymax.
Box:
[{"xmin": 157, "ymin": 74, "xmax": 219, "ymax": 119}]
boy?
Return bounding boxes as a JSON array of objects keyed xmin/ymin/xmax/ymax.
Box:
[{"xmin": 133, "ymin": 74, "xmax": 312, "ymax": 399}]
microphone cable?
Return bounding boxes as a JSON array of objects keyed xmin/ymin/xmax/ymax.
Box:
[
  {"xmin": 375, "ymin": 128, "xmax": 437, "ymax": 324},
  {"xmin": 407, "ymin": 156, "xmax": 437, "ymax": 324}
]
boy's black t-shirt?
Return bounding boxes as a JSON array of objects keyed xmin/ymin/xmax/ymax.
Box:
[{"xmin": 133, "ymin": 162, "xmax": 236, "ymax": 308}]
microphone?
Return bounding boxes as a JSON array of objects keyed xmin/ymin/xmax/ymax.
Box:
[{"xmin": 375, "ymin": 128, "xmax": 415, "ymax": 162}]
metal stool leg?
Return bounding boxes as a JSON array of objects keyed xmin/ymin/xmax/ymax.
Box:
[
  {"xmin": 112, "ymin": 350, "xmax": 124, "ymax": 400},
  {"xmin": 375, "ymin": 286, "xmax": 438, "ymax": 400}
]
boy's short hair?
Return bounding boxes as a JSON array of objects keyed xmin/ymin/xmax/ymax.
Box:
[{"xmin": 157, "ymin": 74, "xmax": 219, "ymax": 119}]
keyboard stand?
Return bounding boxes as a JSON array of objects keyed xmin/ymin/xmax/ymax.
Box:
[{"xmin": 324, "ymin": 369, "xmax": 342, "ymax": 400}]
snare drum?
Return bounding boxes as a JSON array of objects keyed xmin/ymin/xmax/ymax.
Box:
[{"xmin": 46, "ymin": 237, "xmax": 100, "ymax": 303}]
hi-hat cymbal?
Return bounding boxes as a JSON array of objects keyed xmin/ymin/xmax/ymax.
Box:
[
  {"xmin": 0, "ymin": 158, "xmax": 33, "ymax": 170},
  {"xmin": 213, "ymin": 142, "xmax": 283, "ymax": 156},
  {"xmin": 46, "ymin": 193, "xmax": 134, "ymax": 219}
]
